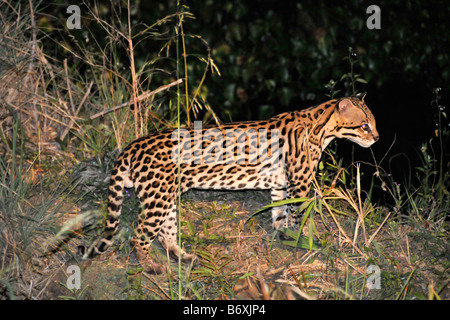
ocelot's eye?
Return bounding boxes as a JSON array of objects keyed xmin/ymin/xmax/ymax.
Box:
[{"xmin": 361, "ymin": 123, "xmax": 370, "ymax": 132}]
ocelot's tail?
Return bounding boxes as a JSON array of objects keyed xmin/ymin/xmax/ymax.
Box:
[{"xmin": 83, "ymin": 158, "xmax": 130, "ymax": 259}]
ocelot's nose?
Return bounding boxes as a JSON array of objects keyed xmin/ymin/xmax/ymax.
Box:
[{"xmin": 373, "ymin": 134, "xmax": 379, "ymax": 142}]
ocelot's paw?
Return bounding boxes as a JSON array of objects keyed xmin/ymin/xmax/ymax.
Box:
[
  {"xmin": 181, "ymin": 252, "xmax": 197, "ymax": 263},
  {"xmin": 143, "ymin": 261, "xmax": 166, "ymax": 275},
  {"xmin": 133, "ymin": 247, "xmax": 166, "ymax": 274},
  {"xmin": 276, "ymin": 231, "xmax": 291, "ymax": 241},
  {"xmin": 273, "ymin": 226, "xmax": 300, "ymax": 241},
  {"xmin": 165, "ymin": 243, "xmax": 197, "ymax": 262}
]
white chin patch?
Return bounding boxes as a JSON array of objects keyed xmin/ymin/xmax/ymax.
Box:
[{"xmin": 351, "ymin": 138, "xmax": 374, "ymax": 148}]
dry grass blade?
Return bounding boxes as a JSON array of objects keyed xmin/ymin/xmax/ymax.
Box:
[
  {"xmin": 312, "ymin": 178, "xmax": 368, "ymax": 258},
  {"xmin": 367, "ymin": 211, "xmax": 391, "ymax": 246},
  {"xmin": 61, "ymin": 81, "xmax": 94, "ymax": 140}
]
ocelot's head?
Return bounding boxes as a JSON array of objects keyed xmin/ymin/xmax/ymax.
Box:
[{"xmin": 333, "ymin": 93, "xmax": 379, "ymax": 148}]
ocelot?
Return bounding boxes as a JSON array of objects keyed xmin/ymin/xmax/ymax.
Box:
[{"xmin": 85, "ymin": 93, "xmax": 378, "ymax": 273}]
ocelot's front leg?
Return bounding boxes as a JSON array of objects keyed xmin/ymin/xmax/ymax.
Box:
[
  {"xmin": 284, "ymin": 177, "xmax": 314, "ymax": 232},
  {"xmin": 270, "ymin": 185, "xmax": 309, "ymax": 230},
  {"xmin": 270, "ymin": 186, "xmax": 307, "ymax": 241},
  {"xmin": 271, "ymin": 188, "xmax": 288, "ymax": 230}
]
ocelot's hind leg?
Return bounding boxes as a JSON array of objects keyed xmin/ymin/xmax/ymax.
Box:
[
  {"xmin": 131, "ymin": 197, "xmax": 171, "ymax": 274},
  {"xmin": 131, "ymin": 235, "xmax": 166, "ymax": 274},
  {"xmin": 132, "ymin": 199, "xmax": 195, "ymax": 273},
  {"xmin": 157, "ymin": 203, "xmax": 196, "ymax": 262}
]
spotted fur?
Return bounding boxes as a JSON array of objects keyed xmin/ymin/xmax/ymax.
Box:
[{"xmin": 86, "ymin": 93, "xmax": 379, "ymax": 273}]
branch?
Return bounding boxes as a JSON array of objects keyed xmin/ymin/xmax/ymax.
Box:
[{"xmin": 90, "ymin": 78, "xmax": 183, "ymax": 120}]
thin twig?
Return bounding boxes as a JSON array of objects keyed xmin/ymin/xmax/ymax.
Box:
[
  {"xmin": 367, "ymin": 211, "xmax": 391, "ymax": 246},
  {"xmin": 179, "ymin": 17, "xmax": 190, "ymax": 126},
  {"xmin": 127, "ymin": 0, "xmax": 139, "ymax": 137},
  {"xmin": 90, "ymin": 79, "xmax": 183, "ymax": 120},
  {"xmin": 63, "ymin": 59, "xmax": 75, "ymax": 114},
  {"xmin": 61, "ymin": 81, "xmax": 94, "ymax": 140}
]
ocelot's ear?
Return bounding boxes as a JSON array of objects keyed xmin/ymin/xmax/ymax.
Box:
[
  {"xmin": 355, "ymin": 91, "xmax": 367, "ymax": 101},
  {"xmin": 337, "ymin": 98, "xmax": 354, "ymax": 114}
]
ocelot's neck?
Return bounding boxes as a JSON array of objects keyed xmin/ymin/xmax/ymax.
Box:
[
  {"xmin": 279, "ymin": 102, "xmax": 335, "ymax": 175},
  {"xmin": 296, "ymin": 101, "xmax": 337, "ymax": 152},
  {"xmin": 292, "ymin": 102, "xmax": 337, "ymax": 176}
]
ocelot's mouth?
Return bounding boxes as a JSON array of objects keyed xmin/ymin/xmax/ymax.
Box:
[{"xmin": 350, "ymin": 137, "xmax": 377, "ymax": 148}]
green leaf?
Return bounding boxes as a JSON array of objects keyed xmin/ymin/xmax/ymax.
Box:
[
  {"xmin": 238, "ymin": 272, "xmax": 254, "ymax": 280},
  {"xmin": 281, "ymin": 237, "xmax": 319, "ymax": 250},
  {"xmin": 356, "ymin": 78, "xmax": 368, "ymax": 84},
  {"xmin": 277, "ymin": 227, "xmax": 320, "ymax": 250},
  {"xmin": 277, "ymin": 87, "xmax": 294, "ymax": 106},
  {"xmin": 127, "ymin": 267, "xmax": 144, "ymax": 275},
  {"xmin": 249, "ymin": 197, "xmax": 310, "ymax": 218},
  {"xmin": 319, "ymin": 161, "xmax": 324, "ymax": 170},
  {"xmin": 186, "ymin": 220, "xmax": 196, "ymax": 236},
  {"xmin": 223, "ymin": 83, "xmax": 236, "ymax": 103}
]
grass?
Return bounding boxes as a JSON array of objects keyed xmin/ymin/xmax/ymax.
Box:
[
  {"xmin": 72, "ymin": 181, "xmax": 446, "ymax": 300},
  {"xmin": 0, "ymin": 0, "xmax": 448, "ymax": 300},
  {"xmin": 0, "ymin": 118, "xmax": 78, "ymax": 299}
]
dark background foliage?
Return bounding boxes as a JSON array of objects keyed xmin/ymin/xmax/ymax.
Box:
[{"xmin": 39, "ymin": 0, "xmax": 449, "ymax": 198}]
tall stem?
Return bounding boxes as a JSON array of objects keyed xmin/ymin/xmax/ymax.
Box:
[
  {"xmin": 176, "ymin": 0, "xmax": 183, "ymax": 300},
  {"xmin": 127, "ymin": 0, "xmax": 139, "ymax": 138}
]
